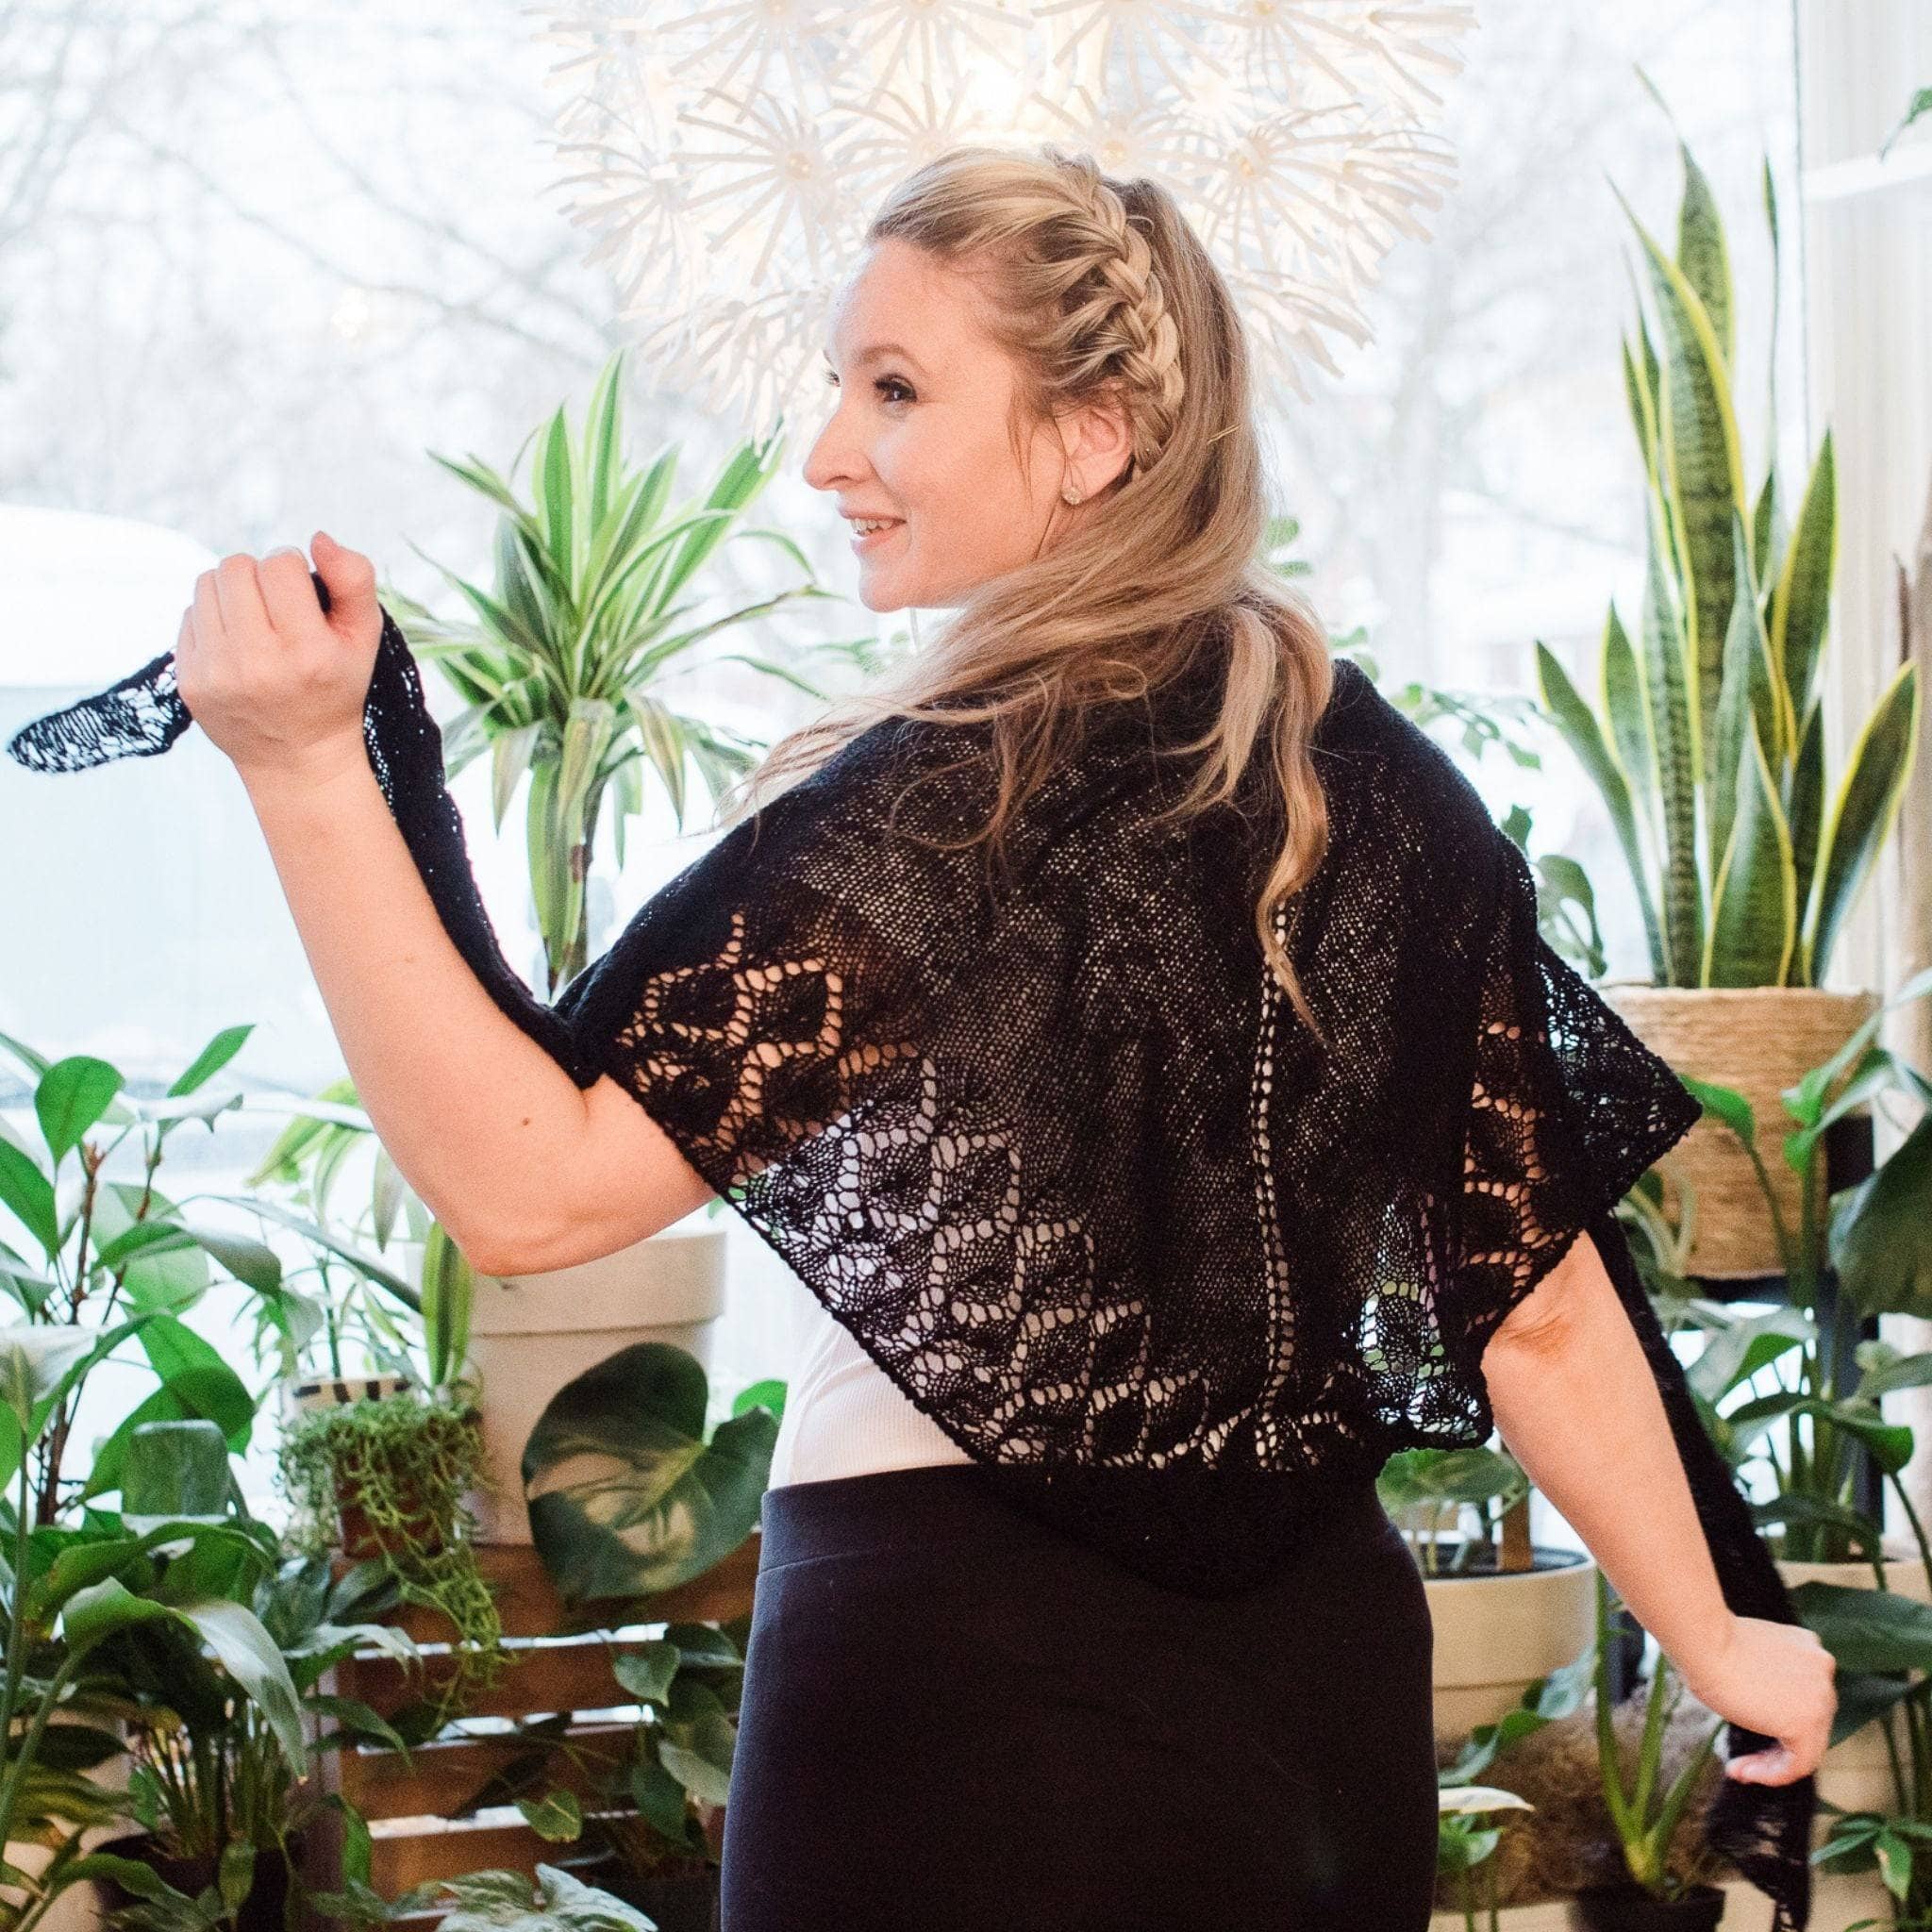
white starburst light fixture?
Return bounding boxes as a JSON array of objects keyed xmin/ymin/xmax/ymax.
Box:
[{"xmin": 534, "ymin": 0, "xmax": 1478, "ymax": 435}]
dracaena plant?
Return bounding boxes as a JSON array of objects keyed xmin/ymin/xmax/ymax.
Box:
[
  {"xmin": 1536, "ymin": 107, "xmax": 1920, "ymax": 989},
  {"xmin": 376, "ymin": 344, "xmax": 880, "ymax": 995}
]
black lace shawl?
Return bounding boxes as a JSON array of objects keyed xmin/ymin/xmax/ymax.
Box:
[{"xmin": 8, "ymin": 582, "xmax": 1815, "ymax": 1927}]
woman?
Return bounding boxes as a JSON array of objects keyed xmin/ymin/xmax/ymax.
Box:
[{"xmin": 165, "ymin": 146, "xmax": 1833, "ymax": 1929}]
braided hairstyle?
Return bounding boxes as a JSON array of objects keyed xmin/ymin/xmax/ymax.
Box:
[{"xmin": 727, "ymin": 142, "xmax": 1338, "ymax": 1043}]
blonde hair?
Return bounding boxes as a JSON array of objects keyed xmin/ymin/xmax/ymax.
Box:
[{"xmin": 721, "ymin": 142, "xmax": 1335, "ymax": 1045}]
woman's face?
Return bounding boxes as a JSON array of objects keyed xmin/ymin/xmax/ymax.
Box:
[{"xmin": 803, "ymin": 237, "xmax": 1129, "ymax": 612}]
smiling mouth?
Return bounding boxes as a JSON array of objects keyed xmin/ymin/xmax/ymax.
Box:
[{"xmin": 851, "ymin": 520, "xmax": 904, "ymax": 552}]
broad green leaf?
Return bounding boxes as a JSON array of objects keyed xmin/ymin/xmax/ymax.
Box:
[
  {"xmin": 523, "ymin": 1341, "xmax": 776, "ymax": 1601},
  {"xmin": 515, "ymin": 1790, "xmax": 584, "ymax": 1843},
  {"xmin": 0, "ymin": 1324, "xmax": 93, "ymax": 1433},
  {"xmin": 1832, "ymin": 1114, "xmax": 1932, "ymax": 1321},
  {"xmin": 611, "ymin": 1641, "xmax": 680, "ymax": 1707},
  {"xmin": 36, "ymin": 1056, "xmax": 124, "ymax": 1170},
  {"xmin": 1787, "ymin": 1578, "xmax": 1932, "ymax": 1676},
  {"xmin": 0, "ymin": 1136, "xmax": 58, "ymax": 1260}
]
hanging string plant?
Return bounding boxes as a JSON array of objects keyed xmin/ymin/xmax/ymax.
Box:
[{"xmin": 277, "ymin": 1389, "xmax": 507, "ymax": 1726}]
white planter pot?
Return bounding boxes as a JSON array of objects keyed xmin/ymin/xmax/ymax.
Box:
[
  {"xmin": 1425, "ymin": 1548, "xmax": 1597, "ymax": 1740},
  {"xmin": 3, "ymin": 1842, "xmax": 108, "ymax": 1932},
  {"xmin": 3, "ymin": 1746, "xmax": 131, "ymax": 1931},
  {"xmin": 1776, "ymin": 1540, "xmax": 1932, "ymax": 1826},
  {"xmin": 466, "ymin": 1224, "xmax": 728, "ymax": 1544}
]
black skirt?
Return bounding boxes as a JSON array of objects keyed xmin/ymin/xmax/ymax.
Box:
[{"xmin": 719, "ymin": 1460, "xmax": 1438, "ymax": 1931}]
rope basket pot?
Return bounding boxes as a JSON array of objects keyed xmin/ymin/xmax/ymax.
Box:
[{"xmin": 1599, "ymin": 984, "xmax": 1879, "ymax": 1280}]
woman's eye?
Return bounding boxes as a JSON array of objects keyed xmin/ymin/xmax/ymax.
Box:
[{"xmin": 820, "ymin": 368, "xmax": 913, "ymax": 406}]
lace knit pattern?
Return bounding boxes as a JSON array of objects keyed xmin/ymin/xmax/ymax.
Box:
[{"xmin": 6, "ymin": 591, "xmax": 1817, "ymax": 1930}]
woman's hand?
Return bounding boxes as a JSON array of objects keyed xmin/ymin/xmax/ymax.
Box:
[
  {"xmin": 175, "ymin": 531, "xmax": 383, "ymax": 786},
  {"xmin": 1682, "ymin": 1613, "xmax": 1838, "ymax": 1785}
]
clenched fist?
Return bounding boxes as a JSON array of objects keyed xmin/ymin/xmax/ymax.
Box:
[{"xmin": 174, "ymin": 531, "xmax": 381, "ymax": 786}]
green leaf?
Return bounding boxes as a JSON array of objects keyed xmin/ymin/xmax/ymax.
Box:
[
  {"xmin": 523, "ymin": 1341, "xmax": 776, "ymax": 1601},
  {"xmin": 1615, "ymin": 183, "xmax": 1750, "ymax": 792},
  {"xmin": 1832, "ymin": 1114, "xmax": 1932, "ymax": 1320},
  {"xmin": 122, "ymin": 1419, "xmax": 232, "ymax": 1525},
  {"xmin": 1805, "ymin": 660, "xmax": 1921, "ymax": 985},
  {"xmin": 0, "ymin": 1324, "xmax": 93, "ymax": 1433},
  {"xmin": 515, "ymin": 1790, "xmax": 584, "ymax": 1843},
  {"xmin": 58, "ymin": 1580, "xmax": 306, "ymax": 1762},
  {"xmin": 0, "ymin": 1135, "xmax": 58, "ymax": 1260},
  {"xmin": 166, "ymin": 1024, "xmax": 254, "ymax": 1098},
  {"xmin": 1636, "ymin": 497, "xmax": 1703, "ymax": 982},
  {"xmin": 1536, "ymin": 638, "xmax": 1658, "ymax": 979},
  {"xmin": 36, "ymin": 1056, "xmax": 124, "ymax": 1170},
  {"xmin": 1704, "ymin": 714, "xmax": 1795, "ymax": 986},
  {"xmin": 1673, "ymin": 136, "xmax": 1734, "ymax": 371},
  {"xmin": 1768, "ymin": 430, "xmax": 1837, "ymax": 730},
  {"xmin": 611, "ymin": 1641, "xmax": 680, "ymax": 1707}
]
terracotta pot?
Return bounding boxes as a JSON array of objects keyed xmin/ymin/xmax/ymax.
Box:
[
  {"xmin": 1424, "ymin": 1545, "xmax": 1597, "ymax": 1740},
  {"xmin": 1572, "ymin": 1882, "xmax": 1725, "ymax": 1930},
  {"xmin": 89, "ymin": 1834, "xmax": 295, "ymax": 1932},
  {"xmin": 1597, "ymin": 985, "xmax": 1878, "ymax": 1280},
  {"xmin": 277, "ymin": 1374, "xmax": 483, "ymax": 1559},
  {"xmin": 467, "ymin": 1223, "xmax": 727, "ymax": 1543}
]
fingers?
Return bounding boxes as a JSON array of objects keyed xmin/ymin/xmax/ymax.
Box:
[
  {"xmin": 258, "ymin": 542, "xmax": 320, "ymax": 635},
  {"xmin": 212, "ymin": 551, "xmax": 277, "ymax": 646}
]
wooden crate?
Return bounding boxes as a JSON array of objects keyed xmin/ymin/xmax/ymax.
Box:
[{"xmin": 314, "ymin": 1537, "xmax": 759, "ymax": 1901}]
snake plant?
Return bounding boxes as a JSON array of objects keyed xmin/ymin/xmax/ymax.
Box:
[{"xmin": 1537, "ymin": 124, "xmax": 1920, "ymax": 989}]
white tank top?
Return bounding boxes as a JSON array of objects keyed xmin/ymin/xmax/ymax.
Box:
[{"xmin": 766, "ymin": 1291, "xmax": 974, "ymax": 1489}]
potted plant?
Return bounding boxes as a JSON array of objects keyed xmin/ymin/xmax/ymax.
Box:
[
  {"xmin": 1380, "ymin": 1445, "xmax": 1599, "ymax": 1741},
  {"xmin": 315, "ymin": 1863, "xmax": 657, "ymax": 1932},
  {"xmin": 275, "ymin": 1380, "xmax": 505, "ymax": 1728},
  {"xmin": 1533, "ymin": 112, "xmax": 1920, "ymax": 1278},
  {"xmin": 439, "ymin": 1620, "xmax": 747, "ymax": 1932},
  {"xmin": 0, "ymin": 1030, "xmax": 321, "ymax": 1929},
  {"xmin": 0, "ymin": 1380, "xmax": 309, "ymax": 1932},
  {"xmin": 372, "ymin": 350, "xmax": 858, "ymax": 1541},
  {"xmin": 1437, "ymin": 1784, "xmax": 1537, "ymax": 1932},
  {"xmin": 1569, "ymin": 1570, "xmax": 1729, "ymax": 1930},
  {"xmin": 82, "ymin": 1425, "xmax": 419, "ymax": 1932},
  {"xmin": 1605, "ymin": 973, "xmax": 1932, "ymax": 1834}
]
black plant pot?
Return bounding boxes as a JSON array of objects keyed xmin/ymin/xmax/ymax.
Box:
[
  {"xmin": 89, "ymin": 1832, "xmax": 293, "ymax": 1932},
  {"xmin": 1574, "ymin": 1880, "xmax": 1726, "ymax": 1931},
  {"xmin": 566, "ymin": 1852, "xmax": 720, "ymax": 1932}
]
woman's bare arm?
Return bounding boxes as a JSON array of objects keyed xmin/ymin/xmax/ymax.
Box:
[
  {"xmin": 1480, "ymin": 1233, "xmax": 1736, "ymax": 1685},
  {"xmin": 241, "ymin": 756, "xmax": 710, "ymax": 1277}
]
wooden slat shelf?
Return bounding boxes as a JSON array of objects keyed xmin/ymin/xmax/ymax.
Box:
[{"xmin": 315, "ymin": 1538, "xmax": 755, "ymax": 1909}]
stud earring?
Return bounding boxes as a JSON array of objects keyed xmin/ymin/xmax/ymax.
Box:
[{"xmin": 1061, "ymin": 482, "xmax": 1081, "ymax": 506}]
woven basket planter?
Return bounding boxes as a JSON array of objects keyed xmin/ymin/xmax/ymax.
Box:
[{"xmin": 1599, "ymin": 985, "xmax": 1879, "ymax": 1280}]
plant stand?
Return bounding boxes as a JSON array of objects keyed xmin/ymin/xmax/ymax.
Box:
[{"xmin": 309, "ymin": 1540, "xmax": 758, "ymax": 1910}]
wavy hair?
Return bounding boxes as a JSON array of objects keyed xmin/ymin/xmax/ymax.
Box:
[{"xmin": 718, "ymin": 142, "xmax": 1336, "ymax": 1045}]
